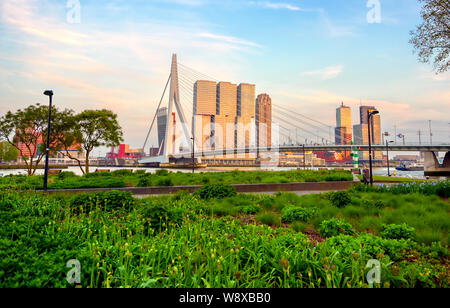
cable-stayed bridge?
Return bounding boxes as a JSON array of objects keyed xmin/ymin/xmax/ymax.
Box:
[{"xmin": 139, "ymin": 54, "xmax": 450, "ymax": 175}]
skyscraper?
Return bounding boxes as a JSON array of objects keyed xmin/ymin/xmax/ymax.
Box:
[
  {"xmin": 354, "ymin": 106, "xmax": 382, "ymax": 161},
  {"xmin": 335, "ymin": 103, "xmax": 352, "ymax": 145},
  {"xmin": 157, "ymin": 107, "xmax": 168, "ymax": 155},
  {"xmin": 256, "ymin": 94, "xmax": 272, "ymax": 148},
  {"xmin": 193, "ymin": 81, "xmax": 216, "ymax": 152},
  {"xmin": 236, "ymin": 83, "xmax": 256, "ymax": 158},
  {"xmin": 194, "ymin": 80, "xmax": 217, "ymax": 115},
  {"xmin": 215, "ymin": 82, "xmax": 238, "ymax": 151}
]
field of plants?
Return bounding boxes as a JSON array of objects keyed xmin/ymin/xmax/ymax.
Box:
[
  {"xmin": 0, "ymin": 180, "xmax": 448, "ymax": 288},
  {"xmin": 0, "ymin": 168, "xmax": 353, "ymax": 190}
]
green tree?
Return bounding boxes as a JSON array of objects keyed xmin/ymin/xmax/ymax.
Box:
[
  {"xmin": 0, "ymin": 141, "xmax": 19, "ymax": 162},
  {"xmin": 410, "ymin": 0, "xmax": 450, "ymax": 74},
  {"xmin": 50, "ymin": 109, "xmax": 85, "ymax": 173},
  {"xmin": 0, "ymin": 104, "xmax": 62, "ymax": 175},
  {"xmin": 73, "ymin": 110, "xmax": 123, "ymax": 174}
]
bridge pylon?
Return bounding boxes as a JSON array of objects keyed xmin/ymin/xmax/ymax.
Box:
[{"xmin": 162, "ymin": 54, "xmax": 192, "ymax": 163}]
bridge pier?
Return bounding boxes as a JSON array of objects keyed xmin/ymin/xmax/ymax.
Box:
[{"xmin": 423, "ymin": 151, "xmax": 450, "ymax": 176}]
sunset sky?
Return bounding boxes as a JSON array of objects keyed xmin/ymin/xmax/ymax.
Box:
[{"xmin": 1, "ymin": 0, "xmax": 449, "ymax": 153}]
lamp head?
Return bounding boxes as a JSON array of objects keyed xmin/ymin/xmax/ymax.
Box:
[
  {"xmin": 44, "ymin": 90, "xmax": 54, "ymax": 96},
  {"xmin": 369, "ymin": 110, "xmax": 379, "ymax": 116}
]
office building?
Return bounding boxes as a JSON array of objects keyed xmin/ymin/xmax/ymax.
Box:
[
  {"xmin": 335, "ymin": 103, "xmax": 352, "ymax": 145},
  {"xmin": 157, "ymin": 107, "xmax": 168, "ymax": 155},
  {"xmin": 354, "ymin": 106, "xmax": 382, "ymax": 161},
  {"xmin": 256, "ymin": 94, "xmax": 272, "ymax": 148}
]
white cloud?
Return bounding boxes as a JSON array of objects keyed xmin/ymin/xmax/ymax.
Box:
[
  {"xmin": 249, "ymin": 1, "xmax": 302, "ymax": 11},
  {"xmin": 301, "ymin": 65, "xmax": 344, "ymax": 80}
]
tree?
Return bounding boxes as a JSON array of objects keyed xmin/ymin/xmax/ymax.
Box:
[
  {"xmin": 73, "ymin": 110, "xmax": 123, "ymax": 174},
  {"xmin": 0, "ymin": 104, "xmax": 62, "ymax": 175},
  {"xmin": 410, "ymin": 0, "xmax": 450, "ymax": 74},
  {"xmin": 50, "ymin": 109, "xmax": 85, "ymax": 174},
  {"xmin": 0, "ymin": 141, "xmax": 19, "ymax": 162}
]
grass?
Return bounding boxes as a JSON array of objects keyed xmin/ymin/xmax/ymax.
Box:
[
  {"xmin": 0, "ymin": 169, "xmax": 354, "ymax": 191},
  {"xmin": 357, "ymin": 175, "xmax": 430, "ymax": 183},
  {"xmin": 0, "ymin": 181, "xmax": 449, "ymax": 288}
]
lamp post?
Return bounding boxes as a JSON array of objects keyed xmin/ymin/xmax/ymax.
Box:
[
  {"xmin": 43, "ymin": 90, "xmax": 54, "ymax": 191},
  {"xmin": 190, "ymin": 136, "xmax": 195, "ymax": 174},
  {"xmin": 367, "ymin": 110, "xmax": 379, "ymax": 186},
  {"xmin": 386, "ymin": 140, "xmax": 394, "ymax": 177},
  {"xmin": 303, "ymin": 144, "xmax": 306, "ymax": 170}
]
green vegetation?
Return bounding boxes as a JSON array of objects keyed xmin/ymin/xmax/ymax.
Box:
[
  {"xmin": 0, "ymin": 180, "xmax": 448, "ymax": 288},
  {"xmin": 0, "ymin": 141, "xmax": 19, "ymax": 162},
  {"xmin": 0, "ymin": 104, "xmax": 123, "ymax": 176},
  {"xmin": 355, "ymin": 181, "xmax": 450, "ymax": 198},
  {"xmin": 318, "ymin": 218, "xmax": 355, "ymax": 237},
  {"xmin": 357, "ymin": 175, "xmax": 431, "ymax": 183},
  {"xmin": 0, "ymin": 169, "xmax": 353, "ymax": 191}
]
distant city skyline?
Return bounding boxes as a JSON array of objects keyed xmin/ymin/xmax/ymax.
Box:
[{"xmin": 0, "ymin": 0, "xmax": 449, "ymax": 152}]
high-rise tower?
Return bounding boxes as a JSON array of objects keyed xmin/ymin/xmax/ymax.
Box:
[{"xmin": 256, "ymin": 94, "xmax": 272, "ymax": 148}]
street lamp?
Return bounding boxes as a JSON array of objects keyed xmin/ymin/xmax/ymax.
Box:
[
  {"xmin": 386, "ymin": 140, "xmax": 394, "ymax": 177},
  {"xmin": 43, "ymin": 90, "xmax": 54, "ymax": 191},
  {"xmin": 367, "ymin": 110, "xmax": 379, "ymax": 186},
  {"xmin": 190, "ymin": 136, "xmax": 195, "ymax": 174}
]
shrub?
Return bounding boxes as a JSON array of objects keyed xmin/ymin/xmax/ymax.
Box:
[
  {"xmin": 194, "ymin": 184, "xmax": 236, "ymax": 200},
  {"xmin": 241, "ymin": 204, "xmax": 261, "ymax": 214},
  {"xmin": 323, "ymin": 233, "xmax": 415, "ymax": 262},
  {"xmin": 69, "ymin": 190, "xmax": 135, "ymax": 213},
  {"xmin": 155, "ymin": 169, "xmax": 170, "ymax": 176},
  {"xmin": 137, "ymin": 175, "xmax": 152, "ymax": 187},
  {"xmin": 319, "ymin": 218, "xmax": 355, "ymax": 237},
  {"xmin": 140, "ymin": 203, "xmax": 184, "ymax": 231},
  {"xmin": 281, "ymin": 206, "xmax": 317, "ymax": 223},
  {"xmin": 258, "ymin": 196, "xmax": 275, "ymax": 210},
  {"xmin": 157, "ymin": 178, "xmax": 173, "ymax": 187},
  {"xmin": 256, "ymin": 212, "xmax": 281, "ymax": 226},
  {"xmin": 381, "ymin": 223, "xmax": 416, "ymax": 240},
  {"xmin": 83, "ymin": 172, "xmax": 112, "ymax": 178},
  {"xmin": 56, "ymin": 171, "xmax": 77, "ymax": 181},
  {"xmin": 111, "ymin": 169, "xmax": 134, "ymax": 177},
  {"xmin": 134, "ymin": 169, "xmax": 147, "ymax": 175},
  {"xmin": 329, "ymin": 191, "xmax": 351, "ymax": 208}
]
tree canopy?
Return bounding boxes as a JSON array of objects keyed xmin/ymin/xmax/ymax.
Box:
[
  {"xmin": 0, "ymin": 105, "xmax": 123, "ymax": 175},
  {"xmin": 410, "ymin": 0, "xmax": 450, "ymax": 74},
  {"xmin": 0, "ymin": 141, "xmax": 19, "ymax": 162},
  {"xmin": 0, "ymin": 104, "xmax": 62, "ymax": 175}
]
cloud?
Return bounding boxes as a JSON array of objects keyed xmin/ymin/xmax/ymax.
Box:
[
  {"xmin": 301, "ymin": 65, "xmax": 344, "ymax": 80},
  {"xmin": 249, "ymin": 1, "xmax": 302, "ymax": 11},
  {"xmin": 196, "ymin": 32, "xmax": 262, "ymax": 48},
  {"xmin": 0, "ymin": 0, "xmax": 263, "ymax": 148}
]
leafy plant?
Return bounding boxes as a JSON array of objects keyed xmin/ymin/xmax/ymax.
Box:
[
  {"xmin": 156, "ymin": 178, "xmax": 173, "ymax": 187},
  {"xmin": 381, "ymin": 223, "xmax": 416, "ymax": 241},
  {"xmin": 194, "ymin": 184, "xmax": 237, "ymax": 200},
  {"xmin": 281, "ymin": 206, "xmax": 317, "ymax": 223},
  {"xmin": 319, "ymin": 218, "xmax": 355, "ymax": 237},
  {"xmin": 240, "ymin": 204, "xmax": 261, "ymax": 214},
  {"xmin": 328, "ymin": 191, "xmax": 351, "ymax": 208}
]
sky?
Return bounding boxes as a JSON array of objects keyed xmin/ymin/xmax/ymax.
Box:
[{"xmin": 0, "ymin": 0, "xmax": 449, "ymax": 155}]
